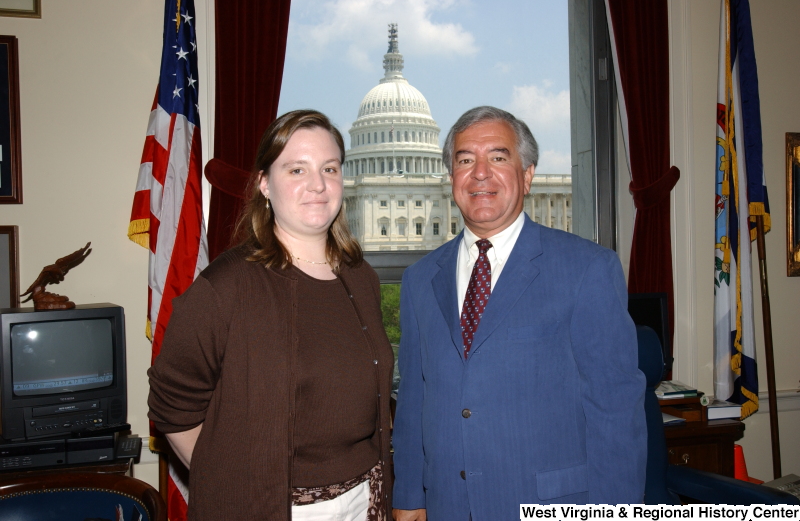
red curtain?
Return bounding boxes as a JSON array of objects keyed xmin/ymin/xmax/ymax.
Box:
[
  {"xmin": 205, "ymin": 1, "xmax": 291, "ymax": 261},
  {"xmin": 606, "ymin": 0, "xmax": 680, "ymax": 359}
]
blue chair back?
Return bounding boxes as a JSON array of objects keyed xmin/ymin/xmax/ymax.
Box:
[
  {"xmin": 0, "ymin": 472, "xmax": 165, "ymax": 521},
  {"xmin": 0, "ymin": 489, "xmax": 151, "ymax": 520},
  {"xmin": 637, "ymin": 325, "xmax": 681, "ymax": 505}
]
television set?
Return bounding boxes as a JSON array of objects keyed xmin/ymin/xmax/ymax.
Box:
[
  {"xmin": 627, "ymin": 292, "xmax": 672, "ymax": 378},
  {"xmin": 0, "ymin": 303, "xmax": 126, "ymax": 441}
]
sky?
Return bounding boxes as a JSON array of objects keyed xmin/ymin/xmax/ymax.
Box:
[{"xmin": 277, "ymin": 0, "xmax": 571, "ymax": 175}]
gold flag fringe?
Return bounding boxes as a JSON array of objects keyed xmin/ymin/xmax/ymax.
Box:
[{"xmin": 128, "ymin": 219, "xmax": 150, "ymax": 249}]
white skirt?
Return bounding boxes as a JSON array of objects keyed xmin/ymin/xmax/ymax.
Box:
[{"xmin": 290, "ymin": 479, "xmax": 369, "ymax": 521}]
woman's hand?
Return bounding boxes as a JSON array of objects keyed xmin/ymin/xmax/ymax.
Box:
[
  {"xmin": 165, "ymin": 423, "xmax": 203, "ymax": 468},
  {"xmin": 393, "ymin": 508, "xmax": 427, "ymax": 521}
]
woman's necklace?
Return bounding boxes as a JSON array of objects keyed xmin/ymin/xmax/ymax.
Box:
[{"xmin": 293, "ymin": 255, "xmax": 329, "ymax": 265}]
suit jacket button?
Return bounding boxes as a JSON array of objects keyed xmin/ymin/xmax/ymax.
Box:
[
  {"xmin": 462, "ymin": 409, "xmax": 471, "ymax": 418},
  {"xmin": 460, "ymin": 470, "xmax": 466, "ymax": 480}
]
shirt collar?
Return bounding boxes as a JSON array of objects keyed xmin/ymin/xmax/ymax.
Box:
[{"xmin": 460, "ymin": 212, "xmax": 526, "ymax": 265}]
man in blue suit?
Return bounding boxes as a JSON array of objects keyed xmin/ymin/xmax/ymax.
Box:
[{"xmin": 392, "ymin": 106, "xmax": 647, "ymax": 521}]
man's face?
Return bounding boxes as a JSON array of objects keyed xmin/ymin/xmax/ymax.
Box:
[{"xmin": 450, "ymin": 120, "xmax": 534, "ymax": 238}]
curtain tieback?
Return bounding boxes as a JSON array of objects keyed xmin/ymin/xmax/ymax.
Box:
[
  {"xmin": 630, "ymin": 165, "xmax": 680, "ymax": 210},
  {"xmin": 204, "ymin": 158, "xmax": 251, "ymax": 199}
]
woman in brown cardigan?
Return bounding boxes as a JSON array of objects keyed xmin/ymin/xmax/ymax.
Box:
[{"xmin": 148, "ymin": 110, "xmax": 394, "ymax": 520}]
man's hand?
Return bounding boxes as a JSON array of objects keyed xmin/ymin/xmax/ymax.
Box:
[{"xmin": 393, "ymin": 508, "xmax": 427, "ymax": 521}]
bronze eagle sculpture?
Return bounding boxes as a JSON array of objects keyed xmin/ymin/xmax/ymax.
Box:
[{"xmin": 20, "ymin": 242, "xmax": 92, "ymax": 310}]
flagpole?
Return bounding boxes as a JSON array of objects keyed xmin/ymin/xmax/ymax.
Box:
[
  {"xmin": 159, "ymin": 453, "xmax": 169, "ymax": 502},
  {"xmin": 755, "ymin": 214, "xmax": 781, "ymax": 479}
]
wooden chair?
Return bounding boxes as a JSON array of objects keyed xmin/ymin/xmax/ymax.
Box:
[{"xmin": 0, "ymin": 471, "xmax": 166, "ymax": 520}]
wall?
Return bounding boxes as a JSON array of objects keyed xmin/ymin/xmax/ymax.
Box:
[
  {"xmin": 670, "ymin": 0, "xmax": 800, "ymax": 480},
  {"xmin": 0, "ymin": 1, "xmax": 168, "ymax": 487},
  {"xmin": 0, "ymin": 0, "xmax": 797, "ymax": 491}
]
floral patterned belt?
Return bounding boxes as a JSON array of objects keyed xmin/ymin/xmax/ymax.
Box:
[{"xmin": 291, "ymin": 461, "xmax": 385, "ymax": 520}]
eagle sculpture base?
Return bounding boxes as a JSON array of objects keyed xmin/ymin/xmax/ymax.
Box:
[{"xmin": 29, "ymin": 287, "xmax": 75, "ymax": 310}]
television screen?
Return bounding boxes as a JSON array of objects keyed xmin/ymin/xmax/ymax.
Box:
[{"xmin": 9, "ymin": 319, "xmax": 114, "ymax": 397}]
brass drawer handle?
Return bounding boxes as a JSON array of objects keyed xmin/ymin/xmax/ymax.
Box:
[{"xmin": 668, "ymin": 449, "xmax": 690, "ymax": 465}]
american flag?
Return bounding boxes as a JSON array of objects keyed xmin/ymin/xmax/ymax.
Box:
[{"xmin": 128, "ymin": 0, "xmax": 208, "ymax": 518}]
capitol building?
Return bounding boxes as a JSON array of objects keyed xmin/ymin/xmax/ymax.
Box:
[{"xmin": 343, "ymin": 25, "xmax": 572, "ymax": 251}]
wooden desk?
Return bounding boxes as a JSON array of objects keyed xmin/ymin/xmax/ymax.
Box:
[
  {"xmin": 0, "ymin": 458, "xmax": 133, "ymax": 483},
  {"xmin": 664, "ymin": 419, "xmax": 745, "ymax": 477}
]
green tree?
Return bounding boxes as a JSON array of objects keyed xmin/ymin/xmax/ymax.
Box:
[{"xmin": 380, "ymin": 284, "xmax": 401, "ymax": 345}]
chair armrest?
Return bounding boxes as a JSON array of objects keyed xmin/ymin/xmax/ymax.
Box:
[{"xmin": 667, "ymin": 465, "xmax": 800, "ymax": 505}]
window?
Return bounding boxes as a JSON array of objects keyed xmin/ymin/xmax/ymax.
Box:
[
  {"xmin": 397, "ymin": 200, "xmax": 405, "ymax": 208},
  {"xmin": 415, "ymin": 200, "xmax": 422, "ymax": 208},
  {"xmin": 398, "ymin": 221, "xmax": 406, "ymax": 236},
  {"xmin": 381, "ymin": 225, "xmax": 387, "ymax": 236},
  {"xmin": 451, "ymin": 221, "xmax": 457, "ymax": 235},
  {"xmin": 368, "ymin": 133, "xmax": 371, "ymax": 144},
  {"xmin": 381, "ymin": 132, "xmax": 385, "ymax": 143},
  {"xmin": 380, "ymin": 200, "xmax": 387, "ymax": 208},
  {"xmin": 432, "ymin": 200, "xmax": 439, "ymax": 207},
  {"xmin": 433, "ymin": 222, "xmax": 439, "ymax": 235},
  {"xmin": 415, "ymin": 222, "xmax": 422, "ymax": 235}
]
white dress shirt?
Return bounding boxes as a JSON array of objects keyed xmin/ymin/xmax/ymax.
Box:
[{"xmin": 456, "ymin": 212, "xmax": 526, "ymax": 314}]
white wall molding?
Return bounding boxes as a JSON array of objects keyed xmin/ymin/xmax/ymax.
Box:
[
  {"xmin": 196, "ymin": 0, "xmax": 215, "ymax": 225},
  {"xmin": 755, "ymin": 391, "xmax": 800, "ymax": 414},
  {"xmin": 668, "ymin": 0, "xmax": 698, "ymax": 387}
]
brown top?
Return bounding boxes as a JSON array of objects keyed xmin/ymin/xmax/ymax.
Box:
[
  {"xmin": 292, "ymin": 268, "xmax": 389, "ymax": 487},
  {"xmin": 147, "ymin": 248, "xmax": 394, "ymax": 520}
]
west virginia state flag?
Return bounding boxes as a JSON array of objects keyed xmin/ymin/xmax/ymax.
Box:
[{"xmin": 713, "ymin": 0, "xmax": 768, "ymax": 420}]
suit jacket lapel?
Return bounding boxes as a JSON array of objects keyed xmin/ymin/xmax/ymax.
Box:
[
  {"xmin": 431, "ymin": 233, "xmax": 464, "ymax": 359},
  {"xmin": 469, "ymin": 217, "xmax": 543, "ymax": 355}
]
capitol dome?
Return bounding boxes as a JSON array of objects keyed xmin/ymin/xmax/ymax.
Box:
[
  {"xmin": 357, "ymin": 81, "xmax": 433, "ymax": 119},
  {"xmin": 344, "ymin": 24, "xmax": 444, "ymax": 178}
]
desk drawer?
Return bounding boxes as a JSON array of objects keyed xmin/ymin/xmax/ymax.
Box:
[{"xmin": 668, "ymin": 444, "xmax": 721, "ymax": 474}]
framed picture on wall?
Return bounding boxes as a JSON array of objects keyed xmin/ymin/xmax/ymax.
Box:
[
  {"xmin": 0, "ymin": 1, "xmax": 40, "ymax": 19},
  {"xmin": 0, "ymin": 225, "xmax": 19, "ymax": 308},
  {"xmin": 0, "ymin": 35, "xmax": 21, "ymax": 204}
]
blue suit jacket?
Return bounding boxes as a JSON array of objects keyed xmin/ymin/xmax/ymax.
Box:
[{"xmin": 392, "ymin": 216, "xmax": 647, "ymax": 520}]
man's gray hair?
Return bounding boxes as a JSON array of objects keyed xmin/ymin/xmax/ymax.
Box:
[{"xmin": 442, "ymin": 106, "xmax": 539, "ymax": 173}]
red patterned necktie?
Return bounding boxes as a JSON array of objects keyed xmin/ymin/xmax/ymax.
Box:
[{"xmin": 461, "ymin": 239, "xmax": 493, "ymax": 359}]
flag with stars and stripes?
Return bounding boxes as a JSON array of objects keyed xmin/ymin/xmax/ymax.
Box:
[
  {"xmin": 713, "ymin": 0, "xmax": 768, "ymax": 420},
  {"xmin": 128, "ymin": 0, "xmax": 208, "ymax": 518}
]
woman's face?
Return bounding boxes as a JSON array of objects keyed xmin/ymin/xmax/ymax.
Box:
[{"xmin": 260, "ymin": 127, "xmax": 343, "ymax": 242}]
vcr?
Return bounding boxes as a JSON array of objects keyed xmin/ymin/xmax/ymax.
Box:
[{"xmin": 1, "ymin": 397, "xmax": 124, "ymax": 441}]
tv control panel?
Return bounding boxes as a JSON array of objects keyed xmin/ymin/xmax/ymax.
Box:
[
  {"xmin": 18, "ymin": 398, "xmax": 119, "ymax": 440},
  {"xmin": 26, "ymin": 409, "xmax": 105, "ymax": 437},
  {"xmin": 2, "ymin": 396, "xmax": 125, "ymax": 441}
]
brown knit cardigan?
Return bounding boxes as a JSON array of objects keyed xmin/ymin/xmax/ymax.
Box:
[{"xmin": 147, "ymin": 248, "xmax": 394, "ymax": 520}]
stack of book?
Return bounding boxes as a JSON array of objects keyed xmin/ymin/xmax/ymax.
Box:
[
  {"xmin": 656, "ymin": 380, "xmax": 698, "ymax": 399},
  {"xmin": 706, "ymin": 399, "xmax": 742, "ymax": 420},
  {"xmin": 655, "ymin": 380, "xmax": 744, "ymax": 422}
]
